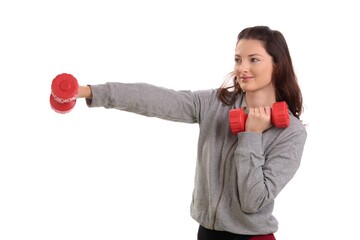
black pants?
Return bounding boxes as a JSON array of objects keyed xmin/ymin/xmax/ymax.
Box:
[{"xmin": 198, "ymin": 225, "xmax": 276, "ymax": 240}]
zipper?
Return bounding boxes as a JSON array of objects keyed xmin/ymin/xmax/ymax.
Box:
[{"xmin": 211, "ymin": 138, "xmax": 238, "ymax": 229}]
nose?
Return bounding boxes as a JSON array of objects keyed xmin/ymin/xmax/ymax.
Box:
[{"xmin": 235, "ymin": 61, "xmax": 249, "ymax": 73}]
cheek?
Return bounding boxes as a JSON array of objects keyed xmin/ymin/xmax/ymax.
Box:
[
  {"xmin": 234, "ymin": 64, "xmax": 239, "ymax": 73},
  {"xmin": 260, "ymin": 66, "xmax": 273, "ymax": 82}
]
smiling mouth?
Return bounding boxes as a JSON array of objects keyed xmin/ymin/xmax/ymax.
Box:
[{"xmin": 241, "ymin": 77, "xmax": 252, "ymax": 82}]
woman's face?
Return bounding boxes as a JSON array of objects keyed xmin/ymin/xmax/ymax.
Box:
[{"xmin": 234, "ymin": 39, "xmax": 274, "ymax": 94}]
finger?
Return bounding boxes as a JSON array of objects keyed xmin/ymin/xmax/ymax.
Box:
[
  {"xmin": 258, "ymin": 107, "xmax": 265, "ymax": 115},
  {"xmin": 249, "ymin": 108, "xmax": 255, "ymax": 115},
  {"xmin": 264, "ymin": 106, "xmax": 271, "ymax": 116}
]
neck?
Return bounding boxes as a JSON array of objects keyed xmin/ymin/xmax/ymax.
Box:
[{"xmin": 244, "ymin": 89, "xmax": 276, "ymax": 108}]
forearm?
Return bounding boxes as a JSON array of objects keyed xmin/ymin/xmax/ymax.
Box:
[
  {"xmin": 235, "ymin": 132, "xmax": 267, "ymax": 213},
  {"xmin": 77, "ymin": 85, "xmax": 92, "ymax": 99}
]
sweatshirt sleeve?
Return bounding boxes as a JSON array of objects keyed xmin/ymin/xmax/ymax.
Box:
[
  {"xmin": 234, "ymin": 124, "xmax": 307, "ymax": 213},
  {"xmin": 85, "ymin": 82, "xmax": 211, "ymax": 124}
]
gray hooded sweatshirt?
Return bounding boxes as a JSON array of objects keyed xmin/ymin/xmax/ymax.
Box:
[{"xmin": 86, "ymin": 82, "xmax": 307, "ymax": 235}]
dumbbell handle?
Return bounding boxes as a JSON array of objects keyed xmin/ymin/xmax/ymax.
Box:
[{"xmin": 229, "ymin": 101, "xmax": 290, "ymax": 134}]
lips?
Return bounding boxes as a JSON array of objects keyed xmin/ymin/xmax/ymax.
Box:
[{"xmin": 240, "ymin": 76, "xmax": 253, "ymax": 82}]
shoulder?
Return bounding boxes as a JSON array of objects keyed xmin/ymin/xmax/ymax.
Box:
[
  {"xmin": 289, "ymin": 114, "xmax": 307, "ymax": 134},
  {"xmin": 277, "ymin": 114, "xmax": 307, "ymax": 146}
]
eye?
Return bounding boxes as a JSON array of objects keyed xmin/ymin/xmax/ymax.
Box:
[
  {"xmin": 250, "ymin": 57, "xmax": 259, "ymax": 63},
  {"xmin": 234, "ymin": 58, "xmax": 241, "ymax": 64}
]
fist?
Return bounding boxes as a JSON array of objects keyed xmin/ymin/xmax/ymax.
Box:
[{"xmin": 245, "ymin": 106, "xmax": 272, "ymax": 133}]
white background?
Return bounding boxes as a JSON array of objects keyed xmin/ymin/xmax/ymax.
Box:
[{"xmin": 1, "ymin": 0, "xmax": 359, "ymax": 239}]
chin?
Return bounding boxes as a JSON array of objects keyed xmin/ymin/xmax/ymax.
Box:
[{"xmin": 240, "ymin": 86, "xmax": 251, "ymax": 92}]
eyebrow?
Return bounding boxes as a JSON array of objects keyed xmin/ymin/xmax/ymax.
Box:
[{"xmin": 234, "ymin": 53, "xmax": 264, "ymax": 58}]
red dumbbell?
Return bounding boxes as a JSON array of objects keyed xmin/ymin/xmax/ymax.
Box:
[
  {"xmin": 229, "ymin": 101, "xmax": 290, "ymax": 135},
  {"xmin": 49, "ymin": 73, "xmax": 79, "ymax": 114}
]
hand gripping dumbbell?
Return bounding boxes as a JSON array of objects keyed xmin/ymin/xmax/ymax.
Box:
[
  {"xmin": 49, "ymin": 73, "xmax": 79, "ymax": 114},
  {"xmin": 229, "ymin": 101, "xmax": 290, "ymax": 135}
]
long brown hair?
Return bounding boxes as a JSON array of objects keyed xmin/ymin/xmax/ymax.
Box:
[{"xmin": 217, "ymin": 26, "xmax": 303, "ymax": 119}]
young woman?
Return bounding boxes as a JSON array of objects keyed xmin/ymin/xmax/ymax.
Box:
[{"xmin": 76, "ymin": 26, "xmax": 307, "ymax": 240}]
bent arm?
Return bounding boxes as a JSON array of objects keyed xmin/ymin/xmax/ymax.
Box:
[{"xmin": 235, "ymin": 127, "xmax": 307, "ymax": 213}]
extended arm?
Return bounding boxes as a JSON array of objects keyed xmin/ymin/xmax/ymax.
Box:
[{"xmin": 77, "ymin": 82, "xmax": 212, "ymax": 124}]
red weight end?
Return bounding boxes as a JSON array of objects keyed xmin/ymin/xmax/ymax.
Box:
[
  {"xmin": 229, "ymin": 108, "xmax": 247, "ymax": 134},
  {"xmin": 271, "ymin": 101, "xmax": 290, "ymax": 128},
  {"xmin": 51, "ymin": 73, "xmax": 79, "ymax": 102},
  {"xmin": 50, "ymin": 94, "xmax": 76, "ymax": 114}
]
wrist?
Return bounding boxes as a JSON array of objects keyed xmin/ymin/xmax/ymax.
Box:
[{"xmin": 77, "ymin": 86, "xmax": 92, "ymax": 99}]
